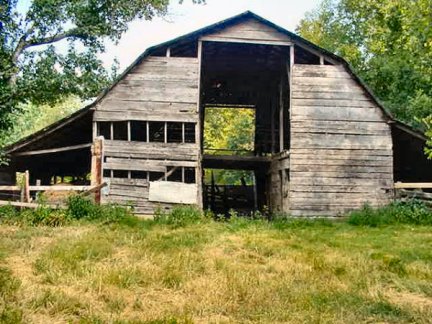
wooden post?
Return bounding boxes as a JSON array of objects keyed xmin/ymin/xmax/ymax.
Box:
[
  {"xmin": 271, "ymin": 100, "xmax": 275, "ymax": 154},
  {"xmin": 290, "ymin": 45, "xmax": 295, "ymax": 69},
  {"xmin": 279, "ymin": 79, "xmax": 284, "ymax": 152},
  {"xmin": 91, "ymin": 137, "xmax": 104, "ymax": 204},
  {"xmin": 196, "ymin": 40, "xmax": 204, "ymax": 209},
  {"xmin": 23, "ymin": 170, "xmax": 30, "ymax": 203}
]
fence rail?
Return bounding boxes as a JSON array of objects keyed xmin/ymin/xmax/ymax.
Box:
[
  {"xmin": 0, "ymin": 169, "xmax": 107, "ymax": 209},
  {"xmin": 394, "ymin": 182, "xmax": 432, "ymax": 189}
]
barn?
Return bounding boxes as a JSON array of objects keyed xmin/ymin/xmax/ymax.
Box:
[{"xmin": 2, "ymin": 11, "xmax": 432, "ymax": 217}]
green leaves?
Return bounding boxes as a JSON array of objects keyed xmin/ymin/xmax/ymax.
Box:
[
  {"xmin": 0, "ymin": 0, "xmax": 204, "ymax": 133},
  {"xmin": 296, "ymin": 0, "xmax": 432, "ymax": 128}
]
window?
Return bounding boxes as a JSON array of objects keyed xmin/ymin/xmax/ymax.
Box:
[
  {"xmin": 131, "ymin": 171, "xmax": 147, "ymax": 179},
  {"xmin": 184, "ymin": 167, "xmax": 196, "ymax": 183},
  {"xmin": 98, "ymin": 122, "xmax": 111, "ymax": 139},
  {"xmin": 184, "ymin": 123, "xmax": 196, "ymax": 143},
  {"xmin": 167, "ymin": 122, "xmax": 183, "ymax": 143},
  {"xmin": 113, "ymin": 170, "xmax": 128, "ymax": 178},
  {"xmin": 113, "ymin": 122, "xmax": 128, "ymax": 140},
  {"xmin": 149, "ymin": 172, "xmax": 164, "ymax": 181},
  {"xmin": 131, "ymin": 121, "xmax": 147, "ymax": 142},
  {"xmin": 167, "ymin": 167, "xmax": 182, "ymax": 182},
  {"xmin": 149, "ymin": 122, "xmax": 165, "ymax": 142},
  {"xmin": 103, "ymin": 169, "xmax": 111, "ymax": 178}
]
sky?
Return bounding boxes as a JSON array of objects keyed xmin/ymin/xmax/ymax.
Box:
[{"xmin": 99, "ymin": 0, "xmax": 321, "ymax": 71}]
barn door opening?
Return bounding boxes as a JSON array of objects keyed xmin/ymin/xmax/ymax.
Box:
[{"xmin": 199, "ymin": 41, "xmax": 290, "ymax": 215}]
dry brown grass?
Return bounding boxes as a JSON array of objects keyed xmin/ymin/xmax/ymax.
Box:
[{"xmin": 1, "ymin": 220, "xmax": 432, "ymax": 323}]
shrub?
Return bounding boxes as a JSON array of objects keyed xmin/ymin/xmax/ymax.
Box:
[
  {"xmin": 66, "ymin": 195, "xmax": 99, "ymax": 220},
  {"xmin": 0, "ymin": 205, "xmax": 19, "ymax": 224},
  {"xmin": 348, "ymin": 200, "xmax": 432, "ymax": 226},
  {"xmin": 66, "ymin": 195, "xmax": 133, "ymax": 224},
  {"xmin": 154, "ymin": 205, "xmax": 206, "ymax": 227}
]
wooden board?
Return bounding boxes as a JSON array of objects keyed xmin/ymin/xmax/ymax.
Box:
[
  {"xmin": 104, "ymin": 141, "xmax": 199, "ymax": 161},
  {"xmin": 202, "ymin": 18, "xmax": 292, "ymax": 43},
  {"xmin": 289, "ymin": 64, "xmax": 394, "ymax": 216},
  {"xmin": 149, "ymin": 181, "xmax": 198, "ymax": 204}
]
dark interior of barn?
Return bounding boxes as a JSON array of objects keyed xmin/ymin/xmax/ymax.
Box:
[
  {"xmin": 200, "ymin": 41, "xmax": 291, "ymax": 214},
  {"xmin": 6, "ymin": 110, "xmax": 93, "ymax": 187}
]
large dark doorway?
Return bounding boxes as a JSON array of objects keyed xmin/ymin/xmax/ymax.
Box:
[{"xmin": 200, "ymin": 41, "xmax": 291, "ymax": 215}]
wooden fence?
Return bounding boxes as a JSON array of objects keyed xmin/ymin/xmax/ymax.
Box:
[
  {"xmin": 0, "ymin": 171, "xmax": 107, "ymax": 209},
  {"xmin": 394, "ymin": 182, "xmax": 432, "ymax": 204}
]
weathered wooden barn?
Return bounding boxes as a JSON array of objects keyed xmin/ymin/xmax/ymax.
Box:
[{"xmin": 2, "ymin": 11, "xmax": 432, "ymax": 216}]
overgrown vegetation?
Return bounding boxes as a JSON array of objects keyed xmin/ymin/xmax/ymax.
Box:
[
  {"xmin": 0, "ymin": 195, "xmax": 134, "ymax": 227},
  {"xmin": 348, "ymin": 200, "xmax": 432, "ymax": 227},
  {"xmin": 0, "ymin": 200, "xmax": 431, "ymax": 322}
]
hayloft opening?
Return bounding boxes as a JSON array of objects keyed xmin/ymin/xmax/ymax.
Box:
[{"xmin": 200, "ymin": 41, "xmax": 291, "ymax": 215}]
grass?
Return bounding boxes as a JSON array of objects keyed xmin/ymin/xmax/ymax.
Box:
[{"xmin": 0, "ymin": 203, "xmax": 431, "ymax": 322}]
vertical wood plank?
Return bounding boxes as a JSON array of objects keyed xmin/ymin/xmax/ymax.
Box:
[
  {"xmin": 92, "ymin": 122, "xmax": 97, "ymax": 140},
  {"xmin": 166, "ymin": 47, "xmax": 171, "ymax": 57},
  {"xmin": 182, "ymin": 122, "xmax": 185, "ymax": 143},
  {"xmin": 91, "ymin": 137, "xmax": 104, "ymax": 204},
  {"xmin": 164, "ymin": 122, "xmax": 167, "ymax": 143},
  {"xmin": 320, "ymin": 55, "xmax": 324, "ymax": 65},
  {"xmin": 23, "ymin": 170, "xmax": 30, "ymax": 203},
  {"xmin": 127, "ymin": 121, "xmax": 131, "ymax": 141},
  {"xmin": 146, "ymin": 121, "xmax": 150, "ymax": 143},
  {"xmin": 196, "ymin": 40, "xmax": 203, "ymax": 209},
  {"xmin": 110, "ymin": 122, "xmax": 114, "ymax": 140},
  {"xmin": 290, "ymin": 45, "xmax": 295, "ymax": 69},
  {"xmin": 271, "ymin": 102, "xmax": 275, "ymax": 153},
  {"xmin": 279, "ymin": 79, "xmax": 284, "ymax": 152}
]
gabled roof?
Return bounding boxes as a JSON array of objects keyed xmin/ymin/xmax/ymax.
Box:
[{"xmin": 5, "ymin": 11, "xmax": 426, "ymax": 154}]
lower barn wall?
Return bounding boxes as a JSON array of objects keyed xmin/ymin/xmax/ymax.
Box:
[
  {"xmin": 101, "ymin": 140, "xmax": 199, "ymax": 214},
  {"xmin": 102, "ymin": 178, "xmax": 175, "ymax": 215},
  {"xmin": 289, "ymin": 64, "xmax": 394, "ymax": 217}
]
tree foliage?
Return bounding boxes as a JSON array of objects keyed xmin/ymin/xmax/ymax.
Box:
[
  {"xmin": 0, "ymin": 96, "xmax": 82, "ymax": 147},
  {"xmin": 204, "ymin": 108, "xmax": 255, "ymax": 185},
  {"xmin": 0, "ymin": 0, "xmax": 203, "ymax": 131},
  {"xmin": 297, "ymin": 0, "xmax": 432, "ymax": 128}
]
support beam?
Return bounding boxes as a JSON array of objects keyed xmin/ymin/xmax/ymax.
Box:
[
  {"xmin": 196, "ymin": 40, "xmax": 203, "ymax": 209},
  {"xmin": 279, "ymin": 78, "xmax": 284, "ymax": 152},
  {"xmin": 290, "ymin": 45, "xmax": 295, "ymax": 69},
  {"xmin": 90, "ymin": 137, "xmax": 104, "ymax": 204},
  {"xmin": 13, "ymin": 143, "xmax": 92, "ymax": 156}
]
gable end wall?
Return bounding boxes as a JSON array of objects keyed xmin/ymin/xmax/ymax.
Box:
[{"xmin": 289, "ymin": 64, "xmax": 394, "ymax": 217}]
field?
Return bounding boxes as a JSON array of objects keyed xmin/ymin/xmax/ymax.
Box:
[{"xmin": 1, "ymin": 212, "xmax": 432, "ymax": 324}]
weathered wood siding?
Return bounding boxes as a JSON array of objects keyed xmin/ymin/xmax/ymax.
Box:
[
  {"xmin": 201, "ymin": 18, "xmax": 292, "ymax": 44},
  {"xmin": 290, "ymin": 64, "xmax": 393, "ymax": 216},
  {"xmin": 95, "ymin": 56, "xmax": 200, "ymax": 214},
  {"xmin": 268, "ymin": 153, "xmax": 290, "ymax": 213},
  {"xmin": 94, "ymin": 57, "xmax": 199, "ymax": 122}
]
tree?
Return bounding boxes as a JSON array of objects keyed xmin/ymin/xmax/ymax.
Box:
[
  {"xmin": 297, "ymin": 0, "xmax": 432, "ymax": 129},
  {"xmin": 204, "ymin": 108, "xmax": 255, "ymax": 185},
  {"xmin": 0, "ymin": 0, "xmax": 204, "ymax": 131},
  {"xmin": 1, "ymin": 96, "xmax": 82, "ymax": 147}
]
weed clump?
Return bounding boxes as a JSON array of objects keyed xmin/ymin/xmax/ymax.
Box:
[
  {"xmin": 0, "ymin": 195, "xmax": 134, "ymax": 227},
  {"xmin": 348, "ymin": 200, "xmax": 432, "ymax": 226},
  {"xmin": 154, "ymin": 205, "xmax": 207, "ymax": 227}
]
